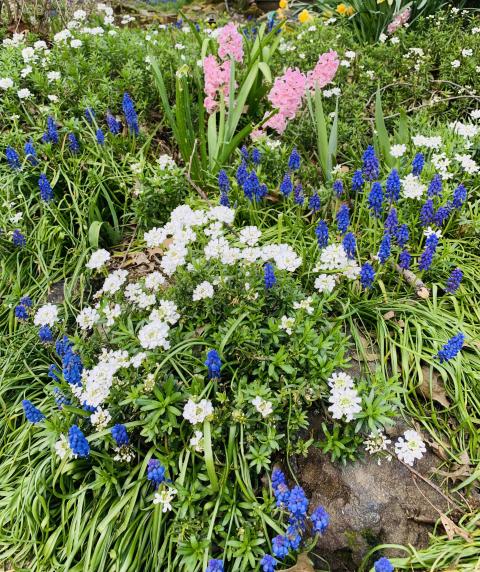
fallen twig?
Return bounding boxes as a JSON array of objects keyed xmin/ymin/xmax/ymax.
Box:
[{"xmin": 391, "ymin": 261, "xmax": 430, "ymax": 299}]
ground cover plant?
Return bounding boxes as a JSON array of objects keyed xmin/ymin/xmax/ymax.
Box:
[{"xmin": 1, "ymin": 1, "xmax": 480, "ymax": 571}]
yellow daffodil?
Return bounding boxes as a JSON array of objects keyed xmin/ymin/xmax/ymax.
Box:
[
  {"xmin": 336, "ymin": 3, "xmax": 354, "ymax": 16},
  {"xmin": 298, "ymin": 9, "xmax": 313, "ymax": 24},
  {"xmin": 279, "ymin": 0, "xmax": 288, "ymax": 9}
]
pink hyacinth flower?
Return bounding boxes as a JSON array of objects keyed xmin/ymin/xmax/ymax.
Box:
[
  {"xmin": 306, "ymin": 50, "xmax": 340, "ymax": 91},
  {"xmin": 203, "ymin": 55, "xmax": 234, "ymax": 114},
  {"xmin": 217, "ymin": 22, "xmax": 244, "ymax": 63}
]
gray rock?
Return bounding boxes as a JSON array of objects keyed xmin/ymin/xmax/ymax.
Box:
[{"xmin": 297, "ymin": 445, "xmax": 451, "ymax": 571}]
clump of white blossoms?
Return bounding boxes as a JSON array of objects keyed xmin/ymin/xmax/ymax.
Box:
[
  {"xmin": 90, "ymin": 407, "xmax": 112, "ymax": 430},
  {"xmin": 76, "ymin": 307, "xmax": 100, "ymax": 330},
  {"xmin": 190, "ymin": 430, "xmax": 204, "ymax": 452},
  {"xmin": 314, "ymin": 274, "xmax": 336, "ymax": 294},
  {"xmin": 364, "ymin": 431, "xmax": 393, "ymax": 465},
  {"xmin": 402, "ymin": 174, "xmax": 426, "ymax": 200},
  {"xmin": 183, "ymin": 399, "xmax": 214, "ymax": 425},
  {"xmin": 279, "ymin": 315, "xmax": 295, "ymax": 335},
  {"xmin": 390, "ymin": 144, "xmax": 407, "ymax": 158},
  {"xmin": 412, "ymin": 135, "xmax": 442, "ymax": 149},
  {"xmin": 327, "ymin": 371, "xmax": 362, "ymax": 422},
  {"xmin": 153, "ymin": 486, "xmax": 177, "ymax": 512},
  {"xmin": 395, "ymin": 430, "xmax": 426, "ymax": 466},
  {"xmin": 192, "ymin": 281, "xmax": 214, "ymax": 301},
  {"xmin": 86, "ymin": 248, "xmax": 111, "ymax": 270},
  {"xmin": 293, "ymin": 297, "xmax": 314, "ymax": 314},
  {"xmin": 252, "ymin": 396, "xmax": 273, "ymax": 418},
  {"xmin": 34, "ymin": 303, "xmax": 59, "ymax": 327},
  {"xmin": 314, "ymin": 244, "xmax": 360, "ymax": 281},
  {"xmin": 55, "ymin": 434, "xmax": 71, "ymax": 460}
]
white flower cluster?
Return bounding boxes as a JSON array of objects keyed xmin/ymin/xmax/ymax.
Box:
[
  {"xmin": 402, "ymin": 173, "xmax": 426, "ymax": 200},
  {"xmin": 449, "ymin": 121, "xmax": 478, "ymax": 139},
  {"xmin": 327, "ymin": 371, "xmax": 362, "ymax": 422},
  {"xmin": 34, "ymin": 303, "xmax": 59, "ymax": 327},
  {"xmin": 86, "ymin": 248, "xmax": 111, "ymax": 270},
  {"xmin": 394, "ymin": 430, "xmax": 426, "ymax": 466},
  {"xmin": 182, "ymin": 398, "xmax": 214, "ymax": 425},
  {"xmin": 412, "ymin": 135, "xmax": 442, "ymax": 149},
  {"xmin": 252, "ymin": 396, "xmax": 273, "ymax": 418},
  {"xmin": 144, "ymin": 205, "xmax": 302, "ymax": 281},
  {"xmin": 138, "ymin": 300, "xmax": 180, "ymax": 350},
  {"xmin": 313, "ymin": 244, "xmax": 360, "ymax": 291}
]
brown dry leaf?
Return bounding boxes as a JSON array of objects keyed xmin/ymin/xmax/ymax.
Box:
[
  {"xmin": 121, "ymin": 251, "xmax": 153, "ymax": 269},
  {"xmin": 383, "ymin": 310, "xmax": 395, "ymax": 320},
  {"xmin": 419, "ymin": 366, "xmax": 450, "ymax": 408},
  {"xmin": 147, "ymin": 247, "xmax": 163, "ymax": 257},
  {"xmin": 437, "ymin": 450, "xmax": 471, "ymax": 481},
  {"xmin": 351, "ymin": 334, "xmax": 379, "ymax": 362},
  {"xmin": 427, "ymin": 439, "xmax": 450, "ymax": 461},
  {"xmin": 283, "ymin": 553, "xmax": 315, "ymax": 572},
  {"xmin": 440, "ymin": 513, "xmax": 473, "ymax": 542}
]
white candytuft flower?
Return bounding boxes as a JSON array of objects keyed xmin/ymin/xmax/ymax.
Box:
[
  {"xmin": 192, "ymin": 281, "xmax": 214, "ymax": 301},
  {"xmin": 101, "ymin": 269, "xmax": 128, "ymax": 295},
  {"xmin": 328, "ymin": 387, "xmax": 362, "ymax": 422},
  {"xmin": 394, "ymin": 430, "xmax": 426, "ymax": 466},
  {"xmin": 190, "ymin": 430, "xmax": 204, "ymax": 452},
  {"xmin": 153, "ymin": 486, "xmax": 177, "ymax": 512},
  {"xmin": 183, "ymin": 399, "xmax": 214, "ymax": 425},
  {"xmin": 138, "ymin": 320, "xmax": 170, "ymax": 350},
  {"xmin": 279, "ymin": 315, "xmax": 295, "ymax": 335},
  {"xmin": 252, "ymin": 396, "xmax": 273, "ymax": 418},
  {"xmin": 239, "ymin": 226, "xmax": 261, "ymax": 246},
  {"xmin": 390, "ymin": 144, "xmax": 407, "ymax": 158},
  {"xmin": 328, "ymin": 371, "xmax": 355, "ymax": 392},
  {"xmin": 402, "ymin": 174, "xmax": 425, "ymax": 200},
  {"xmin": 86, "ymin": 248, "xmax": 110, "ymax": 270},
  {"xmin": 314, "ymin": 274, "xmax": 336, "ymax": 293},
  {"xmin": 145, "ymin": 271, "xmax": 166, "ymax": 291},
  {"xmin": 77, "ymin": 307, "xmax": 100, "ymax": 330},
  {"xmin": 34, "ymin": 303, "xmax": 59, "ymax": 327},
  {"xmin": 90, "ymin": 407, "xmax": 111, "ymax": 430},
  {"xmin": 55, "ymin": 434, "xmax": 71, "ymax": 460}
]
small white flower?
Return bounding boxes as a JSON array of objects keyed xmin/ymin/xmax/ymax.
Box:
[
  {"xmin": 395, "ymin": 430, "xmax": 426, "ymax": 466},
  {"xmin": 55, "ymin": 434, "xmax": 71, "ymax": 460},
  {"xmin": 153, "ymin": 486, "xmax": 177, "ymax": 512},
  {"xmin": 190, "ymin": 430, "xmax": 204, "ymax": 452},
  {"xmin": 470, "ymin": 109, "xmax": 480, "ymax": 120},
  {"xmin": 0, "ymin": 77, "xmax": 14, "ymax": 90},
  {"xmin": 412, "ymin": 135, "xmax": 442, "ymax": 149},
  {"xmin": 279, "ymin": 315, "xmax": 295, "ymax": 335},
  {"xmin": 423, "ymin": 227, "xmax": 442, "ymax": 238},
  {"xmin": 47, "ymin": 71, "xmax": 61, "ymax": 82},
  {"xmin": 293, "ymin": 296, "xmax": 314, "ymax": 315},
  {"xmin": 145, "ymin": 271, "xmax": 166, "ymax": 291},
  {"xmin": 239, "ymin": 226, "xmax": 261, "ymax": 246},
  {"xmin": 451, "ymin": 59, "xmax": 461, "ymax": 68},
  {"xmin": 462, "ymin": 48, "xmax": 472, "ymax": 57},
  {"xmin": 402, "ymin": 173, "xmax": 425, "ymax": 200},
  {"xmin": 17, "ymin": 88, "xmax": 32, "ymax": 99},
  {"xmin": 183, "ymin": 398, "xmax": 214, "ymax": 425},
  {"xmin": 327, "ymin": 371, "xmax": 355, "ymax": 392},
  {"xmin": 192, "ymin": 281, "xmax": 214, "ymax": 301},
  {"xmin": 86, "ymin": 248, "xmax": 110, "ymax": 270},
  {"xmin": 328, "ymin": 387, "xmax": 362, "ymax": 422},
  {"xmin": 390, "ymin": 37, "xmax": 400, "ymax": 45},
  {"xmin": 70, "ymin": 39, "xmax": 83, "ymax": 48},
  {"xmin": 390, "ymin": 144, "xmax": 407, "ymax": 158},
  {"xmin": 77, "ymin": 307, "xmax": 100, "ymax": 330},
  {"xmin": 90, "ymin": 407, "xmax": 111, "ymax": 429},
  {"xmin": 34, "ymin": 303, "xmax": 59, "ymax": 327},
  {"xmin": 252, "ymin": 396, "xmax": 273, "ymax": 418},
  {"xmin": 73, "ymin": 9, "xmax": 87, "ymax": 20},
  {"xmin": 345, "ymin": 50, "xmax": 356, "ymax": 59},
  {"xmin": 314, "ymin": 274, "xmax": 336, "ymax": 293},
  {"xmin": 138, "ymin": 320, "xmax": 170, "ymax": 350},
  {"xmin": 157, "ymin": 154, "xmax": 176, "ymax": 170},
  {"xmin": 48, "ymin": 95, "xmax": 58, "ymax": 102}
]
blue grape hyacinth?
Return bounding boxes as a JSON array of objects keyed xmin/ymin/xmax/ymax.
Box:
[
  {"xmin": 252, "ymin": 148, "xmax": 261, "ymax": 166},
  {"xmin": 294, "ymin": 184, "xmax": 304, "ymax": 205},
  {"xmin": 206, "ymin": 560, "xmax": 224, "ymax": 572},
  {"xmin": 418, "ymin": 246, "xmax": 435, "ymax": 271},
  {"xmin": 122, "ymin": 92, "xmax": 139, "ymax": 135},
  {"xmin": 368, "ymin": 182, "xmax": 383, "ymax": 218},
  {"xmin": 288, "ymin": 148, "xmax": 300, "ymax": 171},
  {"xmin": 205, "ymin": 349, "xmax": 221, "ymax": 378},
  {"xmin": 272, "ymin": 535, "xmax": 290, "ymax": 559},
  {"xmin": 38, "ymin": 173, "xmax": 54, "ymax": 202},
  {"xmin": 362, "ymin": 145, "xmax": 379, "ymax": 181},
  {"xmin": 6, "ymin": 146, "xmax": 21, "ymax": 170},
  {"xmin": 243, "ymin": 171, "xmax": 260, "ymax": 201},
  {"xmin": 395, "ymin": 224, "xmax": 409, "ymax": 248},
  {"xmin": 399, "ymin": 249, "xmax": 411, "ymax": 270},
  {"xmin": 39, "ymin": 325, "xmax": 53, "ymax": 343},
  {"xmin": 315, "ymin": 220, "xmax": 329, "ymax": 248},
  {"xmin": 411, "ymin": 152, "xmax": 424, "ymax": 176},
  {"xmin": 280, "ymin": 173, "xmax": 293, "ymax": 197},
  {"xmin": 351, "ymin": 169, "xmax": 364, "ymax": 192},
  {"xmin": 46, "ymin": 116, "xmax": 59, "ymax": 143},
  {"xmin": 360, "ymin": 263, "xmax": 375, "ymax": 289},
  {"xmin": 420, "ymin": 199, "xmax": 434, "ymax": 227},
  {"xmin": 445, "ymin": 268, "xmax": 462, "ymax": 294},
  {"xmin": 111, "ymin": 424, "xmax": 129, "ymax": 446},
  {"xmin": 374, "ymin": 557, "xmax": 394, "ymax": 572},
  {"xmin": 310, "ymin": 506, "xmax": 330, "ymax": 534},
  {"xmin": 264, "ymin": 263, "xmax": 276, "ymax": 289},
  {"xmin": 218, "ymin": 169, "xmax": 230, "ymax": 193},
  {"xmin": 147, "ymin": 459, "xmax": 166, "ymax": 486},
  {"xmin": 15, "ymin": 304, "xmax": 28, "ymax": 320},
  {"xmin": 336, "ymin": 204, "xmax": 350, "ymax": 234},
  {"xmin": 287, "ymin": 485, "xmax": 309, "ymax": 519},
  {"xmin": 106, "ymin": 111, "xmax": 121, "ymax": 135},
  {"xmin": 452, "ymin": 184, "xmax": 467, "ymax": 209},
  {"xmin": 384, "ymin": 208, "xmax": 398, "ymax": 235},
  {"xmin": 385, "ymin": 169, "xmax": 400, "ymax": 202},
  {"xmin": 378, "ymin": 234, "xmax": 391, "ymax": 264},
  {"xmin": 427, "ymin": 174, "xmax": 442, "ymax": 197},
  {"xmin": 24, "ymin": 140, "xmax": 38, "ymax": 165},
  {"xmin": 260, "ymin": 554, "xmax": 277, "ymax": 572},
  {"xmin": 68, "ymin": 133, "xmax": 80, "ymax": 153},
  {"xmin": 12, "ymin": 229, "xmax": 26, "ymax": 247},
  {"xmin": 22, "ymin": 400, "xmax": 45, "ymax": 423},
  {"xmin": 96, "ymin": 129, "xmax": 105, "ymax": 145},
  {"xmin": 333, "ymin": 179, "xmax": 344, "ymax": 197},
  {"xmin": 342, "ymin": 232, "xmax": 356, "ymax": 259},
  {"xmin": 309, "ymin": 192, "xmax": 320, "ymax": 212},
  {"xmin": 436, "ymin": 333, "xmax": 465, "ymax": 363},
  {"xmin": 68, "ymin": 425, "xmax": 90, "ymax": 457}
]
